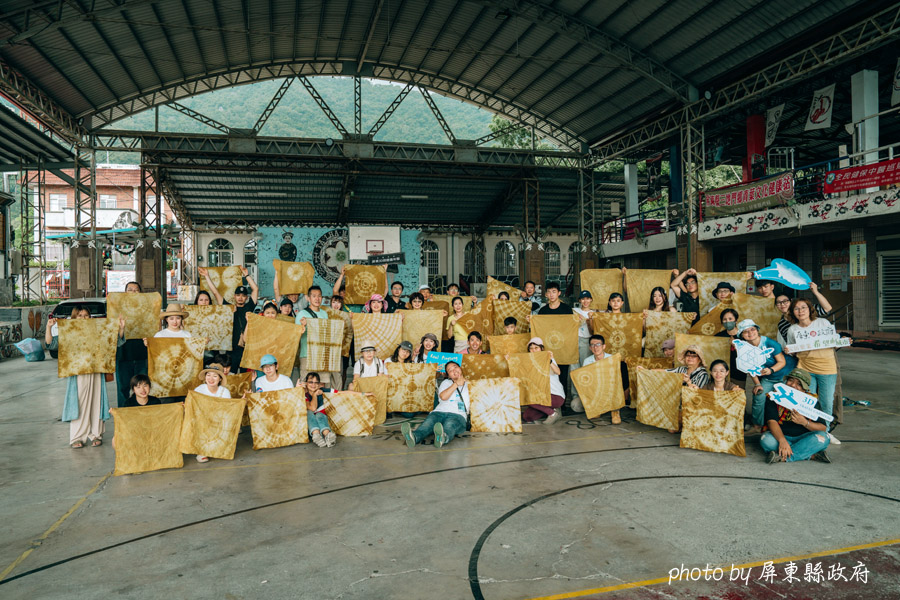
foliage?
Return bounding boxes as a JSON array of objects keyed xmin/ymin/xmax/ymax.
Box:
[{"xmin": 487, "ymin": 115, "xmax": 557, "ymax": 150}]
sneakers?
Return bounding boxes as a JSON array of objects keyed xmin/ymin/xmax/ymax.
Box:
[
  {"xmin": 766, "ymin": 451, "xmax": 782, "ymax": 464},
  {"xmin": 570, "ymin": 397, "xmax": 584, "ymax": 413},
  {"xmin": 400, "ymin": 422, "xmax": 415, "ymax": 448},
  {"xmin": 543, "ymin": 409, "xmax": 561, "ymax": 425},
  {"xmin": 196, "ymin": 455, "xmax": 209, "ymax": 463},
  {"xmin": 311, "ymin": 430, "xmax": 327, "ymax": 448},
  {"xmin": 433, "ymin": 422, "xmax": 445, "ymax": 448},
  {"xmin": 811, "ymin": 451, "xmax": 832, "ymax": 463},
  {"xmin": 611, "ymin": 410, "xmax": 621, "ymax": 425},
  {"xmin": 325, "ymin": 430, "xmax": 337, "ymax": 447},
  {"xmin": 827, "ymin": 432, "xmax": 841, "ymax": 445},
  {"xmin": 744, "ymin": 425, "xmax": 762, "ymax": 436}
]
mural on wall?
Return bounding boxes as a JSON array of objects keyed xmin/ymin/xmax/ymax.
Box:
[
  {"xmin": 257, "ymin": 227, "xmax": 421, "ymax": 298},
  {"xmin": 699, "ymin": 187, "xmax": 900, "ymax": 241}
]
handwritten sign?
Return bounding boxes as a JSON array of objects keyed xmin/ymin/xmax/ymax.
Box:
[
  {"xmin": 733, "ymin": 339, "xmax": 775, "ymax": 376},
  {"xmin": 424, "ymin": 351, "xmax": 463, "ymax": 372},
  {"xmin": 769, "ymin": 383, "xmax": 834, "ymax": 423},
  {"xmin": 785, "ymin": 334, "xmax": 851, "ymax": 354}
]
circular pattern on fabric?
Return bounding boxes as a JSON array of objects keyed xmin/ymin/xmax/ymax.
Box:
[
  {"xmin": 608, "ymin": 330, "xmax": 627, "ymax": 352},
  {"xmin": 286, "ymin": 264, "xmax": 306, "ymax": 281},
  {"xmin": 700, "ymin": 322, "xmax": 717, "ymax": 335},
  {"xmin": 546, "ymin": 330, "xmax": 566, "ymax": 352},
  {"xmin": 353, "ymin": 270, "xmax": 379, "ymax": 298}
]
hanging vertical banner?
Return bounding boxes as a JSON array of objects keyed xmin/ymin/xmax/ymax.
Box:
[
  {"xmin": 892, "ymin": 58, "xmax": 900, "ymax": 107},
  {"xmin": 764, "ymin": 103, "xmax": 785, "ymax": 147},
  {"xmin": 805, "ymin": 84, "xmax": 835, "ymax": 131},
  {"xmin": 849, "ymin": 242, "xmax": 867, "ymax": 278}
]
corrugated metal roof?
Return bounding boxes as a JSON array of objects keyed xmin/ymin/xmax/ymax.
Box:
[{"xmin": 0, "ymin": 105, "xmax": 73, "ymax": 167}]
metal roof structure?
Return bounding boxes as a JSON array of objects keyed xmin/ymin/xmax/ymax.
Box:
[{"xmin": 0, "ymin": 105, "xmax": 72, "ymax": 168}]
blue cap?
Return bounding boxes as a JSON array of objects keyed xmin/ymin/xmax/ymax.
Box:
[
  {"xmin": 260, "ymin": 354, "xmax": 277, "ymax": 368},
  {"xmin": 578, "ymin": 290, "xmax": 592, "ymax": 299}
]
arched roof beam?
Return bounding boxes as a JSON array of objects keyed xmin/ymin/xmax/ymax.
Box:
[
  {"xmin": 466, "ymin": 0, "xmax": 693, "ymax": 102},
  {"xmin": 85, "ymin": 62, "xmax": 586, "ymax": 151},
  {"xmin": 0, "ymin": 0, "xmax": 157, "ymax": 47}
]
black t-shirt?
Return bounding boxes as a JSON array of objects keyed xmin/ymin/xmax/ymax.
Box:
[
  {"xmin": 764, "ymin": 397, "xmax": 825, "ymax": 437},
  {"xmin": 678, "ymin": 293, "xmax": 700, "ymax": 317},
  {"xmin": 538, "ymin": 302, "xmax": 573, "ymax": 315},
  {"xmin": 119, "ymin": 338, "xmax": 148, "ymax": 362},
  {"xmin": 229, "ymin": 299, "xmax": 257, "ymax": 346},
  {"xmin": 123, "ymin": 395, "xmax": 162, "ymax": 408},
  {"xmin": 384, "ymin": 296, "xmax": 406, "ymax": 313}
]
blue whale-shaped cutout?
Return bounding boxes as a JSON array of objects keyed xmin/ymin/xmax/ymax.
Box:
[{"xmin": 753, "ymin": 258, "xmax": 811, "ymax": 290}]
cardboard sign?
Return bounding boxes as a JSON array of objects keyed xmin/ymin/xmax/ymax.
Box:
[
  {"xmin": 768, "ymin": 383, "xmax": 834, "ymax": 423},
  {"xmin": 424, "ymin": 351, "xmax": 463, "ymax": 372},
  {"xmin": 784, "ymin": 334, "xmax": 851, "ymax": 354},
  {"xmin": 733, "ymin": 339, "xmax": 775, "ymax": 376}
]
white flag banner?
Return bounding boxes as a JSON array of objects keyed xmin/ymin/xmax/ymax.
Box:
[
  {"xmin": 805, "ymin": 84, "xmax": 835, "ymax": 131},
  {"xmin": 892, "ymin": 57, "xmax": 900, "ymax": 106},
  {"xmin": 764, "ymin": 103, "xmax": 784, "ymax": 147}
]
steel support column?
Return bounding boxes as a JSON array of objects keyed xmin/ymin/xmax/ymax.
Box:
[
  {"xmin": 523, "ymin": 179, "xmax": 540, "ymax": 242},
  {"xmin": 354, "ymin": 75, "xmax": 362, "ymax": 136},
  {"xmin": 19, "ymin": 160, "xmax": 45, "ymax": 301},
  {"xmin": 676, "ymin": 122, "xmax": 710, "ymax": 272},
  {"xmin": 578, "ymin": 167, "xmax": 597, "ymax": 255},
  {"xmin": 71, "ymin": 146, "xmax": 100, "ymax": 296}
]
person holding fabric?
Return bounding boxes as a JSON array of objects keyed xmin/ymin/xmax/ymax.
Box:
[
  {"xmin": 446, "ymin": 283, "xmax": 460, "ymax": 296},
  {"xmin": 571, "ymin": 290, "xmax": 596, "ymax": 411},
  {"xmin": 756, "ymin": 279, "xmax": 776, "ymax": 299},
  {"xmin": 644, "ymin": 286, "xmax": 676, "ymax": 314},
  {"xmin": 502, "ymin": 317, "xmax": 518, "ymax": 335},
  {"xmin": 577, "ymin": 334, "xmax": 624, "ymax": 423},
  {"xmin": 114, "ymin": 281, "xmax": 148, "ymax": 408},
  {"xmin": 299, "ymin": 372, "xmax": 337, "ymax": 448},
  {"xmin": 714, "ymin": 308, "xmax": 744, "ymax": 386},
  {"xmin": 273, "ymin": 268, "xmax": 308, "ymax": 314},
  {"xmin": 514, "ymin": 337, "xmax": 564, "ymax": 425},
  {"xmin": 48, "ymin": 305, "xmax": 112, "ymax": 449},
  {"xmin": 606, "ymin": 292, "xmax": 625, "ymax": 313},
  {"xmin": 661, "ymin": 338, "xmax": 676, "ymax": 359},
  {"xmin": 639, "ymin": 344, "xmax": 708, "ymax": 433},
  {"xmin": 497, "ymin": 291, "xmax": 510, "ymax": 301},
  {"xmin": 407, "ymin": 292, "xmax": 425, "ymax": 310},
  {"xmin": 123, "ymin": 373, "xmax": 161, "ymax": 408},
  {"xmin": 152, "ymin": 303, "xmax": 192, "ymax": 339},
  {"xmin": 760, "ymin": 368, "xmax": 831, "ymax": 464},
  {"xmin": 295, "ymin": 285, "xmax": 339, "ymax": 386},
  {"xmin": 710, "ymin": 281, "xmax": 736, "ymax": 310},
  {"xmin": 519, "ymin": 280, "xmax": 541, "ymax": 313},
  {"xmin": 400, "ymin": 360, "xmax": 469, "ymax": 449},
  {"xmin": 531, "ymin": 281, "xmax": 574, "ymax": 392},
  {"xmin": 254, "ymin": 354, "xmax": 294, "ymax": 392},
  {"xmin": 413, "ymin": 333, "xmax": 440, "ymax": 363},
  {"xmin": 670, "ymin": 268, "xmax": 700, "ymax": 318},
  {"xmin": 737, "ymin": 318, "xmax": 788, "ymax": 432},
  {"xmin": 192, "ymin": 363, "xmax": 231, "ymax": 463},
  {"xmin": 353, "ymin": 340, "xmax": 386, "ymax": 382},
  {"xmin": 364, "ymin": 293, "xmax": 385, "ymax": 314},
  {"xmin": 228, "ymin": 274, "xmax": 259, "ymax": 373},
  {"xmin": 693, "ymin": 359, "xmax": 741, "ymax": 392},
  {"xmin": 447, "ymin": 296, "xmax": 469, "ymax": 354},
  {"xmin": 462, "ymin": 331, "xmax": 485, "ymax": 355}
]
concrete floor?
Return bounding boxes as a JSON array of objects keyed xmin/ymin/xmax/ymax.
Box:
[{"xmin": 0, "ymin": 348, "xmax": 898, "ymax": 600}]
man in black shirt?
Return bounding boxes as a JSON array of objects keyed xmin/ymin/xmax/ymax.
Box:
[
  {"xmin": 384, "ymin": 280, "xmax": 406, "ymax": 313},
  {"xmin": 230, "ymin": 283, "xmax": 258, "ymax": 372},
  {"xmin": 534, "ymin": 281, "xmax": 574, "ymax": 397},
  {"xmin": 670, "ymin": 268, "xmax": 700, "ymax": 321}
]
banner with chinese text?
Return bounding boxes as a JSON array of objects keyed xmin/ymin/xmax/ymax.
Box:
[
  {"xmin": 702, "ymin": 171, "xmax": 794, "ymax": 217},
  {"xmin": 823, "ymin": 157, "xmax": 900, "ymax": 194}
]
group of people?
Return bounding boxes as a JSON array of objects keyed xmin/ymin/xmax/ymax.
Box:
[{"xmin": 46, "ymin": 262, "xmax": 850, "ymax": 464}]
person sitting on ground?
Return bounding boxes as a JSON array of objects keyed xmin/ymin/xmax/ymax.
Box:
[
  {"xmin": 670, "ymin": 268, "xmax": 700, "ymax": 318},
  {"xmin": 577, "ymin": 333, "xmax": 623, "ymax": 424},
  {"xmin": 298, "ymin": 372, "xmax": 337, "ymax": 448},
  {"xmin": 353, "ymin": 341, "xmax": 386, "ymax": 383},
  {"xmin": 737, "ymin": 318, "xmax": 788, "ymax": 433},
  {"xmin": 447, "ymin": 296, "xmax": 469, "ymax": 354},
  {"xmin": 511, "ymin": 337, "xmax": 564, "ymax": 425},
  {"xmin": 254, "ymin": 354, "xmax": 293, "ymax": 392},
  {"xmin": 691, "ymin": 359, "xmax": 741, "ymax": 392},
  {"xmin": 401, "ymin": 360, "xmax": 469, "ymax": 449},
  {"xmin": 413, "ymin": 333, "xmax": 440, "ymax": 363},
  {"xmin": 760, "ymin": 368, "xmax": 831, "ymax": 464},
  {"xmin": 606, "ymin": 292, "xmax": 625, "ymax": 313},
  {"xmin": 123, "ymin": 373, "xmax": 161, "ymax": 408},
  {"xmin": 192, "ymin": 363, "xmax": 231, "ymax": 463},
  {"xmin": 462, "ymin": 331, "xmax": 485, "ymax": 355}
]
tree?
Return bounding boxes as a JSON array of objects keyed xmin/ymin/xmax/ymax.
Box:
[{"xmin": 487, "ymin": 114, "xmax": 556, "ymax": 150}]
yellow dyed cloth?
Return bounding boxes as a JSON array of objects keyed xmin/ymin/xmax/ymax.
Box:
[
  {"xmin": 462, "ymin": 354, "xmax": 510, "ymax": 381},
  {"xmin": 183, "ymin": 305, "xmax": 235, "ymax": 351},
  {"xmin": 580, "ymin": 269, "xmax": 623, "ymax": 310},
  {"xmin": 246, "ymin": 388, "xmax": 309, "ymax": 449},
  {"xmin": 386, "ymin": 362, "xmax": 439, "ymax": 413},
  {"xmin": 732, "ymin": 293, "xmax": 780, "ymax": 339},
  {"xmin": 354, "ymin": 375, "xmax": 390, "ymax": 425},
  {"xmin": 147, "ymin": 337, "xmax": 207, "ymax": 397},
  {"xmin": 110, "ymin": 404, "xmax": 184, "ymax": 476},
  {"xmin": 351, "ymin": 313, "xmax": 402, "ymax": 361},
  {"xmin": 507, "ymin": 351, "xmax": 552, "ymax": 406},
  {"xmin": 240, "ymin": 313, "xmax": 304, "ymax": 372},
  {"xmin": 680, "ymin": 387, "xmax": 746, "ymax": 457},
  {"xmin": 491, "ymin": 299, "xmax": 532, "ymax": 334},
  {"xmin": 590, "ymin": 313, "xmax": 643, "ymax": 357},
  {"xmin": 456, "ymin": 297, "xmax": 495, "ymax": 338},
  {"xmin": 697, "ymin": 271, "xmax": 750, "ymax": 314},
  {"xmin": 275, "ymin": 314, "xmax": 295, "ymax": 324},
  {"xmin": 675, "ymin": 333, "xmax": 732, "ymax": 371},
  {"xmin": 623, "ymin": 356, "xmax": 673, "ymax": 394},
  {"xmin": 322, "ymin": 391, "xmax": 378, "ymax": 436},
  {"xmin": 431, "ymin": 294, "xmax": 476, "ymax": 310},
  {"xmin": 178, "ymin": 391, "xmax": 246, "ymax": 459},
  {"xmin": 305, "ymin": 318, "xmax": 344, "ymax": 372},
  {"xmin": 487, "ymin": 276, "xmax": 521, "ymax": 300},
  {"xmin": 272, "ymin": 259, "xmax": 315, "ymax": 295},
  {"xmin": 57, "ymin": 318, "xmax": 119, "ymax": 377},
  {"xmin": 324, "ymin": 308, "xmax": 354, "ymax": 358},
  {"xmin": 635, "ymin": 369, "xmax": 683, "ymax": 431},
  {"xmin": 644, "ymin": 311, "xmax": 695, "ymax": 357},
  {"xmin": 487, "ymin": 334, "xmax": 531, "ymax": 357},
  {"xmin": 398, "ymin": 309, "xmax": 445, "ymax": 346},
  {"xmin": 571, "ymin": 353, "xmax": 625, "ymax": 419},
  {"xmin": 624, "ymin": 269, "xmax": 672, "ymax": 312},
  {"xmin": 422, "ymin": 301, "xmax": 451, "ymax": 340},
  {"xmin": 469, "ymin": 377, "xmax": 523, "ymax": 433},
  {"xmin": 343, "ymin": 265, "xmax": 387, "ymax": 304},
  {"xmin": 689, "ymin": 304, "xmax": 725, "ymax": 336},
  {"xmin": 200, "ymin": 266, "xmax": 243, "ymax": 305},
  {"xmin": 530, "ymin": 314, "xmax": 581, "ymax": 365},
  {"xmin": 106, "ymin": 292, "xmax": 162, "ymax": 339},
  {"xmin": 223, "ymin": 371, "xmax": 254, "ymax": 398}
]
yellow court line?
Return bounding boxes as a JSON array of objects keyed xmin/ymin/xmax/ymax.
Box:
[
  {"xmin": 858, "ymin": 406, "xmax": 900, "ymax": 418},
  {"xmin": 0, "ymin": 471, "xmax": 112, "ymax": 582},
  {"xmin": 144, "ymin": 429, "xmax": 660, "ymax": 475},
  {"xmin": 523, "ymin": 537, "xmax": 900, "ymax": 600}
]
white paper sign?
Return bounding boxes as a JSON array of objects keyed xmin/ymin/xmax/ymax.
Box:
[
  {"xmin": 769, "ymin": 383, "xmax": 834, "ymax": 423},
  {"xmin": 892, "ymin": 57, "xmax": 900, "ymax": 107},
  {"xmin": 765, "ymin": 103, "xmax": 785, "ymax": 147},
  {"xmin": 805, "ymin": 84, "xmax": 835, "ymax": 131},
  {"xmin": 785, "ymin": 334, "xmax": 851, "ymax": 354}
]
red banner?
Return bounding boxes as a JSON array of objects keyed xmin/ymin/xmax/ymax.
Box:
[
  {"xmin": 702, "ymin": 171, "xmax": 794, "ymax": 217},
  {"xmin": 824, "ymin": 157, "xmax": 900, "ymax": 194}
]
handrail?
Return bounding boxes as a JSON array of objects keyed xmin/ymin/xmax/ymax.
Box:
[
  {"xmin": 829, "ymin": 301, "xmax": 853, "ymax": 331},
  {"xmin": 601, "ymin": 206, "xmax": 673, "ymax": 244}
]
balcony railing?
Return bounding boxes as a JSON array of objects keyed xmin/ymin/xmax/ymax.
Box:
[{"xmin": 601, "ymin": 205, "xmax": 673, "ymax": 244}]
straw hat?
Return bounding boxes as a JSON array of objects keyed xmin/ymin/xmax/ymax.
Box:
[
  {"xmin": 198, "ymin": 363, "xmax": 227, "ymax": 383},
  {"xmin": 160, "ymin": 303, "xmax": 188, "ymax": 319},
  {"xmin": 677, "ymin": 344, "xmax": 706, "ymax": 366},
  {"xmin": 359, "ymin": 340, "xmax": 377, "ymax": 352}
]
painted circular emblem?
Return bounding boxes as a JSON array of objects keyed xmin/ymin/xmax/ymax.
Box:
[{"xmin": 313, "ymin": 228, "xmax": 350, "ymax": 284}]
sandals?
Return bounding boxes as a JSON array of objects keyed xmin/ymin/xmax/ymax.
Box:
[
  {"xmin": 70, "ymin": 441, "xmax": 84, "ymax": 449},
  {"xmin": 91, "ymin": 438, "xmax": 103, "ymax": 447}
]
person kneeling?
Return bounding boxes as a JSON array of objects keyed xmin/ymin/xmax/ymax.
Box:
[
  {"xmin": 401, "ymin": 361, "xmax": 469, "ymax": 449},
  {"xmin": 760, "ymin": 368, "xmax": 831, "ymax": 464},
  {"xmin": 300, "ymin": 372, "xmax": 337, "ymax": 448}
]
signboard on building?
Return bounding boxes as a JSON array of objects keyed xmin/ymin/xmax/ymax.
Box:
[
  {"xmin": 823, "ymin": 157, "xmax": 900, "ymax": 194},
  {"xmin": 849, "ymin": 242, "xmax": 867, "ymax": 278},
  {"xmin": 702, "ymin": 171, "xmax": 794, "ymax": 217}
]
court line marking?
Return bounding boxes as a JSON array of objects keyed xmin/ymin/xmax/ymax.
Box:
[
  {"xmin": 0, "ymin": 471, "xmax": 111, "ymax": 582},
  {"xmin": 522, "ymin": 537, "xmax": 900, "ymax": 599}
]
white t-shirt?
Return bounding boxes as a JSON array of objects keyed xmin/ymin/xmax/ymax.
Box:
[
  {"xmin": 573, "ymin": 307, "xmax": 594, "ymax": 338},
  {"xmin": 154, "ymin": 329, "xmax": 192, "ymax": 338},
  {"xmin": 549, "ymin": 358, "xmax": 565, "ymax": 398},
  {"xmin": 254, "ymin": 374, "xmax": 293, "ymax": 392},
  {"xmin": 193, "ymin": 384, "xmax": 231, "ymax": 398},
  {"xmin": 581, "ymin": 352, "xmax": 612, "ymax": 367},
  {"xmin": 353, "ymin": 358, "xmax": 385, "ymax": 377},
  {"xmin": 434, "ymin": 379, "xmax": 469, "ymax": 418}
]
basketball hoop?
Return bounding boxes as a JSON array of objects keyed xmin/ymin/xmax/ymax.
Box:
[{"xmin": 365, "ymin": 240, "xmax": 384, "ymax": 255}]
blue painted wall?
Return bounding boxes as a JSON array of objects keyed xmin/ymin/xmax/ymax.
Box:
[{"xmin": 257, "ymin": 226, "xmax": 421, "ymax": 300}]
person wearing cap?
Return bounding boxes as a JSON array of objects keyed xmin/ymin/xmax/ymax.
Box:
[
  {"xmin": 418, "ymin": 284, "xmax": 432, "ymax": 303},
  {"xmin": 386, "ymin": 341, "xmax": 414, "ymax": 364},
  {"xmin": 447, "ymin": 296, "xmax": 470, "ymax": 354},
  {"xmin": 364, "ymin": 293, "xmax": 385, "ymax": 314},
  {"xmin": 254, "ymin": 354, "xmax": 293, "ymax": 392},
  {"xmin": 737, "ymin": 318, "xmax": 787, "ymax": 430},
  {"xmin": 228, "ymin": 267, "xmax": 259, "ymax": 373},
  {"xmin": 670, "ymin": 268, "xmax": 700, "ymax": 319},
  {"xmin": 353, "ymin": 340, "xmax": 386, "ymax": 383},
  {"xmin": 278, "ymin": 297, "xmax": 295, "ymax": 317},
  {"xmin": 510, "ymin": 337, "xmax": 564, "ymax": 424},
  {"xmin": 401, "ymin": 360, "xmax": 469, "ymax": 449},
  {"xmin": 760, "ymin": 368, "xmax": 831, "ymax": 464},
  {"xmin": 414, "ymin": 333, "xmax": 440, "ymax": 363},
  {"xmin": 661, "ymin": 338, "xmax": 676, "ymax": 359},
  {"xmin": 192, "ymin": 363, "xmax": 232, "ymax": 463}
]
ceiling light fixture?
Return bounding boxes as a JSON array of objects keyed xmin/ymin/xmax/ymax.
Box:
[{"xmin": 400, "ymin": 194, "xmax": 428, "ymax": 200}]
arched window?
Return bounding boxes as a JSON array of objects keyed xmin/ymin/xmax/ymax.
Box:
[
  {"xmin": 544, "ymin": 241, "xmax": 561, "ymax": 278},
  {"xmin": 493, "ymin": 241, "xmax": 517, "ymax": 277},
  {"xmin": 421, "ymin": 240, "xmax": 440, "ymax": 287},
  {"xmin": 207, "ymin": 238, "xmax": 233, "ymax": 267},
  {"xmin": 464, "ymin": 240, "xmax": 486, "ymax": 283},
  {"xmin": 567, "ymin": 241, "xmax": 580, "ymax": 274}
]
